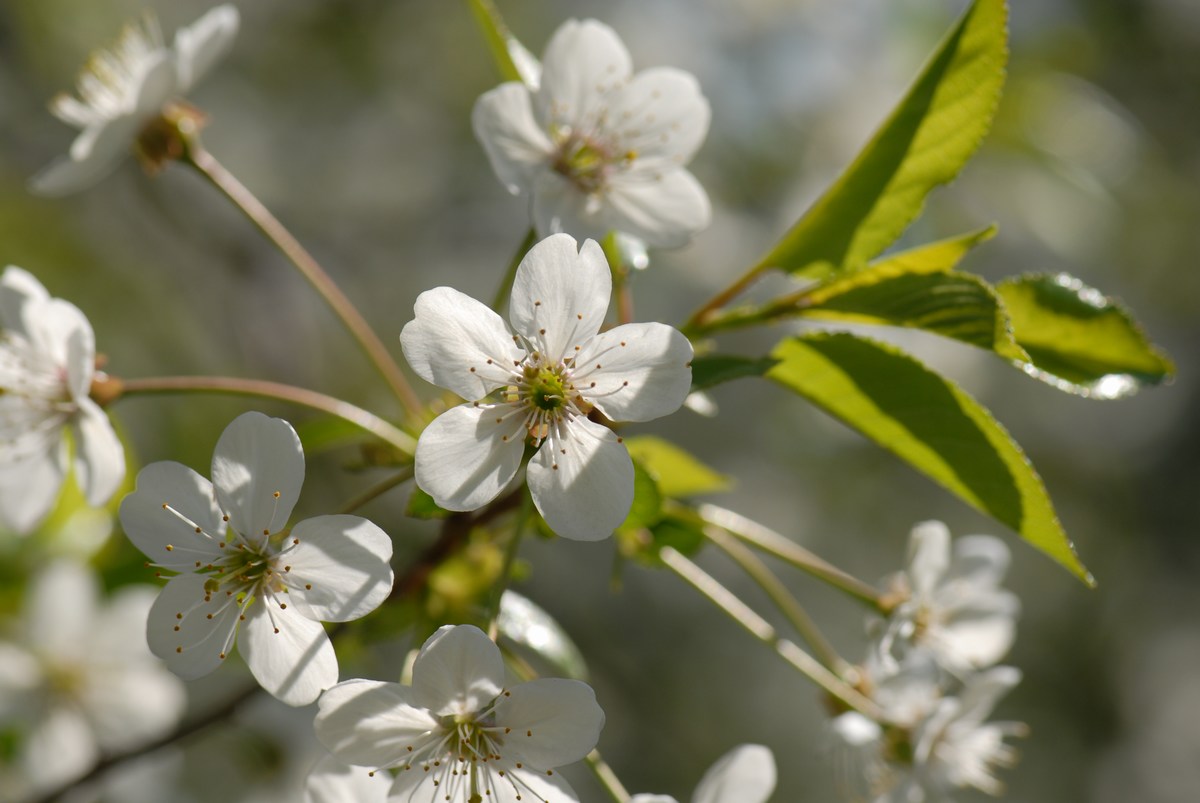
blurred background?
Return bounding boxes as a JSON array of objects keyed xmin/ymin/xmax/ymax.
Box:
[{"xmin": 0, "ymin": 0, "xmax": 1197, "ymax": 800}]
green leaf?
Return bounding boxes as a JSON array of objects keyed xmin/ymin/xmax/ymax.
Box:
[
  {"xmin": 795, "ymin": 227, "xmax": 1027, "ymax": 360},
  {"xmin": 617, "ymin": 463, "xmax": 664, "ymax": 534},
  {"xmin": 406, "ymin": 488, "xmax": 450, "ymax": 519},
  {"xmin": 997, "ymin": 273, "xmax": 1175, "ymax": 398},
  {"xmin": 498, "ymin": 590, "xmax": 590, "ymax": 680},
  {"xmin": 690, "ymin": 354, "xmax": 781, "ymax": 391},
  {"xmin": 767, "ymin": 332, "xmax": 1092, "ymax": 585},
  {"xmin": 293, "ymin": 417, "xmax": 366, "ymax": 454},
  {"xmin": 756, "ymin": 0, "xmax": 1008, "ymax": 278},
  {"xmin": 625, "ymin": 436, "xmax": 729, "ymax": 498},
  {"xmin": 467, "ymin": 0, "xmax": 539, "ymax": 85}
]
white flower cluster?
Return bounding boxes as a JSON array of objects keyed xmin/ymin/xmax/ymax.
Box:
[{"xmin": 829, "ymin": 522, "xmax": 1027, "ymax": 802}]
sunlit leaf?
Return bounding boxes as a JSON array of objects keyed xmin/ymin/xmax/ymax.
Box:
[
  {"xmin": 767, "ymin": 331, "xmax": 1092, "ymax": 585},
  {"xmin": 625, "ymin": 436, "xmax": 729, "ymax": 498},
  {"xmin": 997, "ymin": 273, "xmax": 1175, "ymax": 398},
  {"xmin": 795, "ymin": 228, "xmax": 1026, "ymax": 359},
  {"xmin": 756, "ymin": 0, "xmax": 1007, "ymax": 278},
  {"xmin": 498, "ymin": 590, "xmax": 590, "ymax": 680},
  {"xmin": 617, "ymin": 462, "xmax": 663, "ymax": 534},
  {"xmin": 406, "ymin": 488, "xmax": 450, "ymax": 519}
]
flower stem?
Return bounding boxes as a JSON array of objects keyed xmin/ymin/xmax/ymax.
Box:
[
  {"xmin": 681, "ymin": 263, "xmax": 770, "ymax": 337},
  {"xmin": 338, "ymin": 466, "xmax": 415, "ymax": 514},
  {"xmin": 181, "ymin": 140, "xmax": 424, "ymax": 419},
  {"xmin": 661, "ymin": 546, "xmax": 884, "ymax": 719},
  {"xmin": 601, "ymin": 233, "xmax": 634, "ymax": 324},
  {"xmin": 585, "ymin": 750, "xmax": 632, "ymax": 803},
  {"xmin": 704, "ymin": 526, "xmax": 850, "ymax": 676},
  {"xmin": 698, "ymin": 503, "xmax": 885, "ymax": 611},
  {"xmin": 113, "ymin": 374, "xmax": 416, "ymax": 456},
  {"xmin": 491, "ymin": 228, "xmax": 536, "ymax": 313}
]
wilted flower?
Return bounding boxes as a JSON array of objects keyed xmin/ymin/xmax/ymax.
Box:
[
  {"xmin": 400, "ymin": 233, "xmax": 692, "ymax": 541},
  {"xmin": 0, "ymin": 266, "xmax": 124, "ymax": 534},
  {"xmin": 631, "ymin": 743, "xmax": 776, "ymax": 803},
  {"xmin": 0, "ymin": 561, "xmax": 186, "ymax": 795},
  {"xmin": 473, "ymin": 19, "xmax": 711, "ymax": 249},
  {"xmin": 119, "ymin": 411, "xmax": 394, "ymax": 706},
  {"xmin": 314, "ymin": 624, "xmax": 605, "ymax": 803},
  {"xmin": 30, "ymin": 5, "xmax": 239, "ymax": 196}
]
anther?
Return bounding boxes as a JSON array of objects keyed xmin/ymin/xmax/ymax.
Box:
[
  {"xmin": 273, "ymin": 491, "xmax": 281, "ymax": 498},
  {"xmin": 470, "ymin": 367, "xmax": 476, "ymax": 373},
  {"xmin": 539, "ymin": 328, "xmax": 546, "ymax": 335},
  {"xmin": 165, "ymin": 545, "xmax": 174, "ymax": 551}
]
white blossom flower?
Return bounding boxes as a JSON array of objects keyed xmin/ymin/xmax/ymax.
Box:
[
  {"xmin": 303, "ymin": 755, "xmax": 390, "ymax": 803},
  {"xmin": 473, "ymin": 19, "xmax": 711, "ymax": 249},
  {"xmin": 30, "ymin": 5, "xmax": 239, "ymax": 196},
  {"xmin": 631, "ymin": 743, "xmax": 776, "ymax": 803},
  {"xmin": 314, "ymin": 624, "xmax": 605, "ymax": 803},
  {"xmin": 400, "ymin": 233, "xmax": 692, "ymax": 541},
  {"xmin": 881, "ymin": 521, "xmax": 1020, "ymax": 673},
  {"xmin": 0, "ymin": 561, "xmax": 186, "ymax": 795},
  {"xmin": 0, "ymin": 266, "xmax": 125, "ymax": 534},
  {"xmin": 828, "ymin": 663, "xmax": 1026, "ymax": 802},
  {"xmin": 118, "ymin": 411, "xmax": 394, "ymax": 706}
]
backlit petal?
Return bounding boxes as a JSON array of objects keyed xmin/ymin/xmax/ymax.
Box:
[
  {"xmin": 535, "ymin": 19, "xmax": 632, "ymax": 130},
  {"xmin": 413, "ymin": 403, "xmax": 525, "ymax": 512},
  {"xmin": 0, "ymin": 440, "xmax": 68, "ymax": 535},
  {"xmin": 146, "ymin": 572, "xmax": 241, "ymax": 680},
  {"xmin": 527, "ymin": 416, "xmax": 632, "ymax": 541},
  {"xmin": 411, "ymin": 624, "xmax": 505, "ymax": 717},
  {"xmin": 401, "ymin": 286, "xmax": 523, "ymax": 401},
  {"xmin": 605, "ymin": 168, "xmax": 711, "ymax": 248},
  {"xmin": 493, "ymin": 677, "xmax": 605, "ymax": 768},
  {"xmin": 473, "ymin": 82, "xmax": 554, "ymax": 195},
  {"xmin": 303, "ymin": 755, "xmax": 390, "ymax": 803},
  {"xmin": 692, "ymin": 744, "xmax": 776, "ymax": 803},
  {"xmin": 608, "ymin": 67, "xmax": 710, "ymax": 166},
  {"xmin": 572, "ymin": 322, "xmax": 692, "ymax": 423},
  {"xmin": 211, "ymin": 412, "xmax": 304, "ymax": 546},
  {"xmin": 173, "ymin": 4, "xmax": 240, "ymax": 91},
  {"xmin": 119, "ymin": 461, "xmax": 226, "ymax": 571},
  {"xmin": 314, "ymin": 679, "xmax": 439, "ymax": 767},
  {"xmin": 241, "ymin": 598, "xmax": 337, "ymax": 706},
  {"xmin": 285, "ymin": 514, "xmax": 393, "ymax": 622},
  {"xmin": 71, "ymin": 399, "xmax": 125, "ymax": 508},
  {"xmin": 510, "ymin": 234, "xmax": 609, "ymax": 361}
]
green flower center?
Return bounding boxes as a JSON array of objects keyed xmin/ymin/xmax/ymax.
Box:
[{"xmin": 525, "ymin": 365, "xmax": 569, "ymax": 412}]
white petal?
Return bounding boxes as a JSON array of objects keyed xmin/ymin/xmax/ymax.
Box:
[
  {"xmin": 572, "ymin": 322, "xmax": 693, "ymax": 423},
  {"xmin": 411, "ymin": 624, "xmax": 505, "ymax": 717},
  {"xmin": 71, "ymin": 399, "xmax": 125, "ymax": 507},
  {"xmin": 0, "ymin": 439, "xmax": 68, "ymax": 535},
  {"xmin": 534, "ymin": 19, "xmax": 632, "ymax": 130},
  {"xmin": 303, "ymin": 754, "xmax": 391, "ymax": 803},
  {"xmin": 532, "ymin": 170, "xmax": 612, "ymax": 243},
  {"xmin": 173, "ymin": 4, "xmax": 240, "ymax": 92},
  {"xmin": 130, "ymin": 50, "xmax": 180, "ymax": 117},
  {"xmin": 493, "ymin": 677, "xmax": 604, "ymax": 768},
  {"xmin": 0, "ymin": 266, "xmax": 49, "ymax": 334},
  {"xmin": 954, "ymin": 666, "xmax": 1022, "ymax": 726},
  {"xmin": 604, "ymin": 168, "xmax": 711, "ymax": 248},
  {"xmin": 146, "ymin": 572, "xmax": 241, "ymax": 680},
  {"xmin": 314, "ymin": 679, "xmax": 439, "ymax": 768},
  {"xmin": 692, "ymin": 744, "xmax": 776, "ymax": 803},
  {"xmin": 23, "ymin": 297, "xmax": 89, "ymax": 375},
  {"xmin": 413, "ymin": 403, "xmax": 525, "ymax": 512},
  {"xmin": 211, "ymin": 412, "xmax": 304, "ymax": 546},
  {"xmin": 119, "ymin": 461, "xmax": 226, "ymax": 571},
  {"xmin": 906, "ymin": 520, "xmax": 951, "ymax": 598},
  {"xmin": 607, "ymin": 67, "xmax": 710, "ymax": 166},
  {"xmin": 240, "ymin": 597, "xmax": 337, "ymax": 706},
  {"xmin": 0, "ymin": 644, "xmax": 41, "ymax": 708},
  {"xmin": 25, "ymin": 561, "xmax": 97, "ymax": 663},
  {"xmin": 473, "ymin": 82, "xmax": 554, "ymax": 195},
  {"xmin": 23, "ymin": 705, "xmax": 98, "ymax": 792},
  {"xmin": 945, "ymin": 534, "xmax": 1011, "ymax": 589},
  {"xmin": 83, "ymin": 663, "xmax": 187, "ymax": 751},
  {"xmin": 27, "ymin": 116, "xmax": 141, "ymax": 197},
  {"xmin": 400, "ymin": 286, "xmax": 524, "ymax": 401},
  {"xmin": 936, "ymin": 599, "xmax": 1019, "ymax": 669},
  {"xmin": 284, "ymin": 514, "xmax": 394, "ymax": 622},
  {"xmin": 527, "ymin": 416, "xmax": 632, "ymax": 541},
  {"xmin": 509, "ymin": 234, "xmax": 610, "ymax": 361},
  {"xmin": 631, "ymin": 797, "xmax": 678, "ymax": 803}
]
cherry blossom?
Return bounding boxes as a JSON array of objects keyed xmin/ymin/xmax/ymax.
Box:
[
  {"xmin": 30, "ymin": 5, "xmax": 239, "ymax": 196},
  {"xmin": 400, "ymin": 233, "xmax": 692, "ymax": 541},
  {"xmin": 473, "ymin": 19, "xmax": 711, "ymax": 248},
  {"xmin": 631, "ymin": 743, "xmax": 776, "ymax": 803},
  {"xmin": 0, "ymin": 266, "xmax": 124, "ymax": 534},
  {"xmin": 119, "ymin": 411, "xmax": 394, "ymax": 706},
  {"xmin": 314, "ymin": 624, "xmax": 604, "ymax": 803}
]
